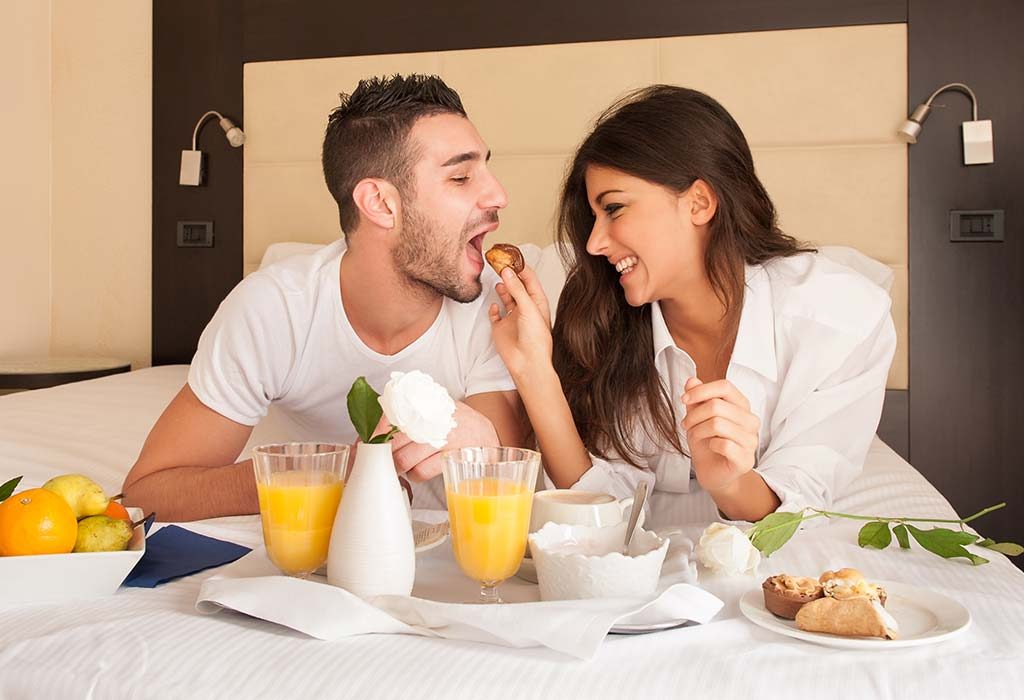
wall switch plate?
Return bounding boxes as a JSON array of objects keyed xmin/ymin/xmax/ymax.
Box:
[
  {"xmin": 949, "ymin": 210, "xmax": 1004, "ymax": 242},
  {"xmin": 177, "ymin": 220, "xmax": 214, "ymax": 247},
  {"xmin": 962, "ymin": 120, "xmax": 994, "ymax": 165},
  {"xmin": 179, "ymin": 149, "xmax": 204, "ymax": 186}
]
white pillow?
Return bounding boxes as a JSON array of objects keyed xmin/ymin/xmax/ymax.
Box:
[{"xmin": 258, "ymin": 241, "xmax": 331, "ymax": 269}]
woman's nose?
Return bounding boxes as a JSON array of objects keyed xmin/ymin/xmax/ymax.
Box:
[{"xmin": 586, "ymin": 221, "xmax": 608, "ymax": 257}]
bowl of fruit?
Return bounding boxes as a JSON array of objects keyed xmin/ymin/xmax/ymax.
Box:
[{"xmin": 0, "ymin": 474, "xmax": 149, "ymax": 606}]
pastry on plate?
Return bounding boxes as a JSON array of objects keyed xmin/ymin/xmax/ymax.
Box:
[
  {"xmin": 485, "ymin": 243, "xmax": 525, "ymax": 276},
  {"xmin": 796, "ymin": 568, "xmax": 898, "ymax": 639},
  {"xmin": 761, "ymin": 575, "xmax": 824, "ymax": 619}
]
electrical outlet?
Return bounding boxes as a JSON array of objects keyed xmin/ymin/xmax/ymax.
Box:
[
  {"xmin": 949, "ymin": 210, "xmax": 1004, "ymax": 242},
  {"xmin": 177, "ymin": 221, "xmax": 214, "ymax": 247}
]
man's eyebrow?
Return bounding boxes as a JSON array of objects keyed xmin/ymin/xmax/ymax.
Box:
[
  {"xmin": 441, "ymin": 150, "xmax": 491, "ymax": 167},
  {"xmin": 595, "ymin": 189, "xmax": 624, "ymax": 204}
]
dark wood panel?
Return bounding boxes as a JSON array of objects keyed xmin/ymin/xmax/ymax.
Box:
[
  {"xmin": 908, "ymin": 0, "xmax": 1024, "ymax": 558},
  {"xmin": 242, "ymin": 0, "xmax": 906, "ymax": 63},
  {"xmin": 878, "ymin": 390, "xmax": 909, "ymax": 460},
  {"xmin": 152, "ymin": 0, "xmax": 244, "ymax": 365}
]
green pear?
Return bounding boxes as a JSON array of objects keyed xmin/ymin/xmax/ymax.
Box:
[
  {"xmin": 42, "ymin": 474, "xmax": 109, "ymax": 519},
  {"xmin": 74, "ymin": 515, "xmax": 133, "ymax": 553}
]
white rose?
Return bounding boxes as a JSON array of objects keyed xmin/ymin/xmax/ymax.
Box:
[
  {"xmin": 696, "ymin": 522, "xmax": 761, "ymax": 576},
  {"xmin": 378, "ymin": 370, "xmax": 457, "ymax": 449}
]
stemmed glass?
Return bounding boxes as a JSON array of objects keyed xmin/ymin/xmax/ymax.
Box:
[
  {"xmin": 441, "ymin": 446, "xmax": 540, "ymax": 604},
  {"xmin": 252, "ymin": 442, "xmax": 350, "ymax": 577}
]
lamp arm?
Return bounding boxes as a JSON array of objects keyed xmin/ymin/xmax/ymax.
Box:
[
  {"xmin": 192, "ymin": 110, "xmax": 226, "ymax": 149},
  {"xmin": 924, "ymin": 82, "xmax": 979, "ymax": 121}
]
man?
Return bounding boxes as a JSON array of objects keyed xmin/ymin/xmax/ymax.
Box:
[{"xmin": 123, "ymin": 75, "xmax": 523, "ymax": 520}]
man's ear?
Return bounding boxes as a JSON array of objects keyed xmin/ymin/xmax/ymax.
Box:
[
  {"xmin": 686, "ymin": 178, "xmax": 718, "ymax": 226},
  {"xmin": 352, "ymin": 178, "xmax": 400, "ymax": 230}
]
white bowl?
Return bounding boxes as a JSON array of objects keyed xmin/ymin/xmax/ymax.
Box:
[
  {"xmin": 0, "ymin": 507, "xmax": 146, "ymax": 607},
  {"xmin": 529, "ymin": 521, "xmax": 669, "ymax": 601}
]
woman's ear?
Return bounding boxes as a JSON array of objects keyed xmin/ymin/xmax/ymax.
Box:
[
  {"xmin": 687, "ymin": 179, "xmax": 718, "ymax": 226},
  {"xmin": 352, "ymin": 178, "xmax": 400, "ymax": 230}
]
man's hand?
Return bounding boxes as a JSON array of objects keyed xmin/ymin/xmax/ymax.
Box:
[
  {"xmin": 386, "ymin": 400, "xmax": 501, "ymax": 482},
  {"xmin": 682, "ymin": 377, "xmax": 760, "ymax": 494}
]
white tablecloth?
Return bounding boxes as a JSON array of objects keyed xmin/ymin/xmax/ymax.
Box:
[{"xmin": 1, "ymin": 367, "xmax": 1023, "ymax": 699}]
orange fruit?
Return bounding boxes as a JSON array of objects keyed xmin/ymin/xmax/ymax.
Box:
[
  {"xmin": 0, "ymin": 488, "xmax": 78, "ymax": 556},
  {"xmin": 104, "ymin": 500, "xmax": 132, "ymax": 522}
]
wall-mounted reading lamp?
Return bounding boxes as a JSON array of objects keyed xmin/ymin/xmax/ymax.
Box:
[
  {"xmin": 179, "ymin": 110, "xmax": 246, "ymax": 186},
  {"xmin": 898, "ymin": 82, "xmax": 994, "ymax": 165}
]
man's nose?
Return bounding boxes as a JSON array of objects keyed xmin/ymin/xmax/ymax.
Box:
[{"xmin": 481, "ymin": 170, "xmax": 508, "ymax": 211}]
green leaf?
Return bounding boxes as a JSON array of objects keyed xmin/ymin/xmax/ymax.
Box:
[
  {"xmin": 893, "ymin": 524, "xmax": 911, "ymax": 549},
  {"xmin": 748, "ymin": 511, "xmax": 805, "ymax": 557},
  {"xmin": 347, "ymin": 377, "xmax": 383, "ymax": 444},
  {"xmin": 906, "ymin": 525, "xmax": 988, "ymax": 565},
  {"xmin": 975, "ymin": 538, "xmax": 996, "ymax": 548},
  {"xmin": 858, "ymin": 521, "xmax": 893, "ymax": 549},
  {"xmin": 367, "ymin": 427, "xmax": 400, "ymax": 444},
  {"xmin": 0, "ymin": 476, "xmax": 22, "ymax": 503},
  {"xmin": 980, "ymin": 541, "xmax": 1024, "ymax": 557}
]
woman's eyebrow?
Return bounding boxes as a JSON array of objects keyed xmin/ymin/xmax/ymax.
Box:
[
  {"xmin": 595, "ymin": 189, "xmax": 624, "ymax": 204},
  {"xmin": 441, "ymin": 150, "xmax": 491, "ymax": 167}
]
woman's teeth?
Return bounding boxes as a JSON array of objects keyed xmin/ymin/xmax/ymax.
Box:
[{"xmin": 615, "ymin": 256, "xmax": 637, "ymax": 275}]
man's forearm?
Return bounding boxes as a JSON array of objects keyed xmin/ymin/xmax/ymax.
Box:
[{"xmin": 123, "ymin": 460, "xmax": 259, "ymax": 522}]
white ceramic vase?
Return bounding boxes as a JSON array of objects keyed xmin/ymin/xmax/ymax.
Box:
[{"xmin": 327, "ymin": 442, "xmax": 415, "ymax": 597}]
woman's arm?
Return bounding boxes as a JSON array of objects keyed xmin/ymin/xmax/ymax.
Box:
[{"xmin": 488, "ymin": 266, "xmax": 592, "ymax": 487}]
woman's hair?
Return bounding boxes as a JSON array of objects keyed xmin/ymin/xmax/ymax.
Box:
[{"xmin": 552, "ymin": 85, "xmax": 812, "ymax": 467}]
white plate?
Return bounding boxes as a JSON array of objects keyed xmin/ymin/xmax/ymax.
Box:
[{"xmin": 739, "ymin": 581, "xmax": 971, "ymax": 649}]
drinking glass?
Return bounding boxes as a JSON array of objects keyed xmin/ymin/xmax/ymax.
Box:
[
  {"xmin": 252, "ymin": 442, "xmax": 350, "ymax": 577},
  {"xmin": 441, "ymin": 446, "xmax": 541, "ymax": 603}
]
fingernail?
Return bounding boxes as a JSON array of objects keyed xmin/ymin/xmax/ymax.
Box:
[{"xmin": 681, "ymin": 393, "xmax": 689, "ymax": 403}]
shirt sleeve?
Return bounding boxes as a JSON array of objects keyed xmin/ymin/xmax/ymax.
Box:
[
  {"xmin": 544, "ymin": 453, "xmax": 656, "ymax": 515},
  {"xmin": 754, "ymin": 308, "xmax": 897, "ymax": 521},
  {"xmin": 187, "ymin": 274, "xmax": 297, "ymax": 426}
]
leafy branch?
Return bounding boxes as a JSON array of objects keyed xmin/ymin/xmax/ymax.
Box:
[
  {"xmin": 747, "ymin": 502, "xmax": 1022, "ymax": 565},
  {"xmin": 0, "ymin": 476, "xmax": 22, "ymax": 503}
]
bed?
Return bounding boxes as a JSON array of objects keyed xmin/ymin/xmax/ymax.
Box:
[{"xmin": 1, "ymin": 368, "xmax": 1023, "ymax": 698}]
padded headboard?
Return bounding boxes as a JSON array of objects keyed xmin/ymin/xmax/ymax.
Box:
[{"xmin": 243, "ymin": 24, "xmax": 908, "ymax": 388}]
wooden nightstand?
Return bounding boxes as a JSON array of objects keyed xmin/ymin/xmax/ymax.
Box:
[{"xmin": 0, "ymin": 356, "xmax": 131, "ymax": 393}]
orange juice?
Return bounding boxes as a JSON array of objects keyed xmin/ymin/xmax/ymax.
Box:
[
  {"xmin": 447, "ymin": 477, "xmax": 533, "ymax": 583},
  {"xmin": 256, "ymin": 471, "xmax": 344, "ymax": 575}
]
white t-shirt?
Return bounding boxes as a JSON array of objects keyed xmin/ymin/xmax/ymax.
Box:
[
  {"xmin": 188, "ymin": 240, "xmax": 515, "ymax": 508},
  {"xmin": 566, "ymin": 252, "xmax": 897, "ymax": 528}
]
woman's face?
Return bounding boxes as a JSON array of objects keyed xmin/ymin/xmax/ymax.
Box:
[{"xmin": 584, "ymin": 164, "xmax": 710, "ymax": 307}]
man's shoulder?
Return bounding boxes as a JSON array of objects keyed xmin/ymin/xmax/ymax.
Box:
[{"xmin": 222, "ymin": 241, "xmax": 343, "ymax": 319}]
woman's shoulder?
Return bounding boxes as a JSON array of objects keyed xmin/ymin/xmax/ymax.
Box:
[{"xmin": 761, "ymin": 251, "xmax": 892, "ymax": 339}]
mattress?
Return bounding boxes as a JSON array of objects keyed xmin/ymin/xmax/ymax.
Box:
[{"xmin": 1, "ymin": 367, "xmax": 1022, "ymax": 699}]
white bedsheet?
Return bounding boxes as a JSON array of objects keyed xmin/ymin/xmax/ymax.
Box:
[{"xmin": 1, "ymin": 367, "xmax": 1022, "ymax": 699}]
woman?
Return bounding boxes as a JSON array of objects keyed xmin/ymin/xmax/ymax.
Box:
[{"xmin": 489, "ymin": 85, "xmax": 896, "ymax": 525}]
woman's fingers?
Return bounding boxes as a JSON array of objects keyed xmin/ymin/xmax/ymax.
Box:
[
  {"xmin": 516, "ymin": 266, "xmax": 552, "ymax": 320},
  {"xmin": 682, "ymin": 397, "xmax": 760, "ymax": 434},
  {"xmin": 495, "ymin": 282, "xmax": 516, "ymax": 313},
  {"xmin": 500, "ymin": 267, "xmax": 550, "ymax": 325},
  {"xmin": 682, "ymin": 378, "xmax": 751, "ymax": 411},
  {"xmin": 686, "ymin": 414, "xmax": 759, "ymax": 451}
]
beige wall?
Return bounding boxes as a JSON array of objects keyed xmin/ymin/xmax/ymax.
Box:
[
  {"xmin": 1, "ymin": 0, "xmax": 52, "ymax": 357},
  {"xmin": 51, "ymin": 0, "xmax": 152, "ymax": 369},
  {"xmin": 0, "ymin": 1, "xmax": 152, "ymax": 368}
]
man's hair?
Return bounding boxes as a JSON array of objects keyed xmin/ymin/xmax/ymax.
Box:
[{"xmin": 322, "ymin": 74, "xmax": 467, "ymax": 235}]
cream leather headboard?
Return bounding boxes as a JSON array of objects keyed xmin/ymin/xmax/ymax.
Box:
[{"xmin": 244, "ymin": 24, "xmax": 907, "ymax": 388}]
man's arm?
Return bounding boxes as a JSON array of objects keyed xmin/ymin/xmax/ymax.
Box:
[
  {"xmin": 464, "ymin": 389, "xmax": 528, "ymax": 449},
  {"xmin": 122, "ymin": 384, "xmax": 257, "ymax": 522}
]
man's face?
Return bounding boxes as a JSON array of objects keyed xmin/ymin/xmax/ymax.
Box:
[{"xmin": 392, "ymin": 114, "xmax": 508, "ymax": 303}]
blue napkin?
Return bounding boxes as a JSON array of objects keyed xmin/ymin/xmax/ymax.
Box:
[{"xmin": 123, "ymin": 525, "xmax": 252, "ymax": 588}]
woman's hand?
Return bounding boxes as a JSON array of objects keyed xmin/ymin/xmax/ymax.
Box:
[
  {"xmin": 682, "ymin": 377, "xmax": 760, "ymax": 494},
  {"xmin": 488, "ymin": 265, "xmax": 554, "ymax": 379}
]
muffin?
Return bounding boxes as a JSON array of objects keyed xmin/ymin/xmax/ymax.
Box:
[
  {"xmin": 485, "ymin": 243, "xmax": 525, "ymax": 276},
  {"xmin": 761, "ymin": 574, "xmax": 824, "ymax": 619}
]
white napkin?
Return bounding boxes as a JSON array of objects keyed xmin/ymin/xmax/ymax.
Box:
[{"xmin": 196, "ymin": 537, "xmax": 722, "ymax": 660}]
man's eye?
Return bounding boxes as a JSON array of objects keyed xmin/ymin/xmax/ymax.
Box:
[{"xmin": 451, "ymin": 176, "xmax": 470, "ymax": 184}]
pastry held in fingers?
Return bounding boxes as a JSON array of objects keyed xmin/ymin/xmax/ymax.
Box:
[{"xmin": 485, "ymin": 243, "xmax": 525, "ymax": 276}]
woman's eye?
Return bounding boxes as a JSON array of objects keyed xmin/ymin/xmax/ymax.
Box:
[{"xmin": 604, "ymin": 203, "xmax": 623, "ymax": 216}]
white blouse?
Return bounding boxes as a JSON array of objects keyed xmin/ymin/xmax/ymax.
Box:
[{"xmin": 564, "ymin": 251, "xmax": 897, "ymax": 527}]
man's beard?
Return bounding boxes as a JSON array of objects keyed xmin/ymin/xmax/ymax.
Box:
[{"xmin": 393, "ymin": 205, "xmax": 493, "ymax": 304}]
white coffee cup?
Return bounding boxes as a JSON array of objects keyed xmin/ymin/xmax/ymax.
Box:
[{"xmin": 529, "ymin": 489, "xmax": 644, "ymax": 534}]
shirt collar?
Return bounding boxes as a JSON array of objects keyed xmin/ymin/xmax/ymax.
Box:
[
  {"xmin": 731, "ymin": 265, "xmax": 778, "ymax": 382},
  {"xmin": 649, "ymin": 265, "xmax": 778, "ymax": 383}
]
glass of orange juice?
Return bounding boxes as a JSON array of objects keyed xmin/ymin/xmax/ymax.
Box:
[
  {"xmin": 441, "ymin": 446, "xmax": 540, "ymax": 604},
  {"xmin": 252, "ymin": 442, "xmax": 350, "ymax": 577}
]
